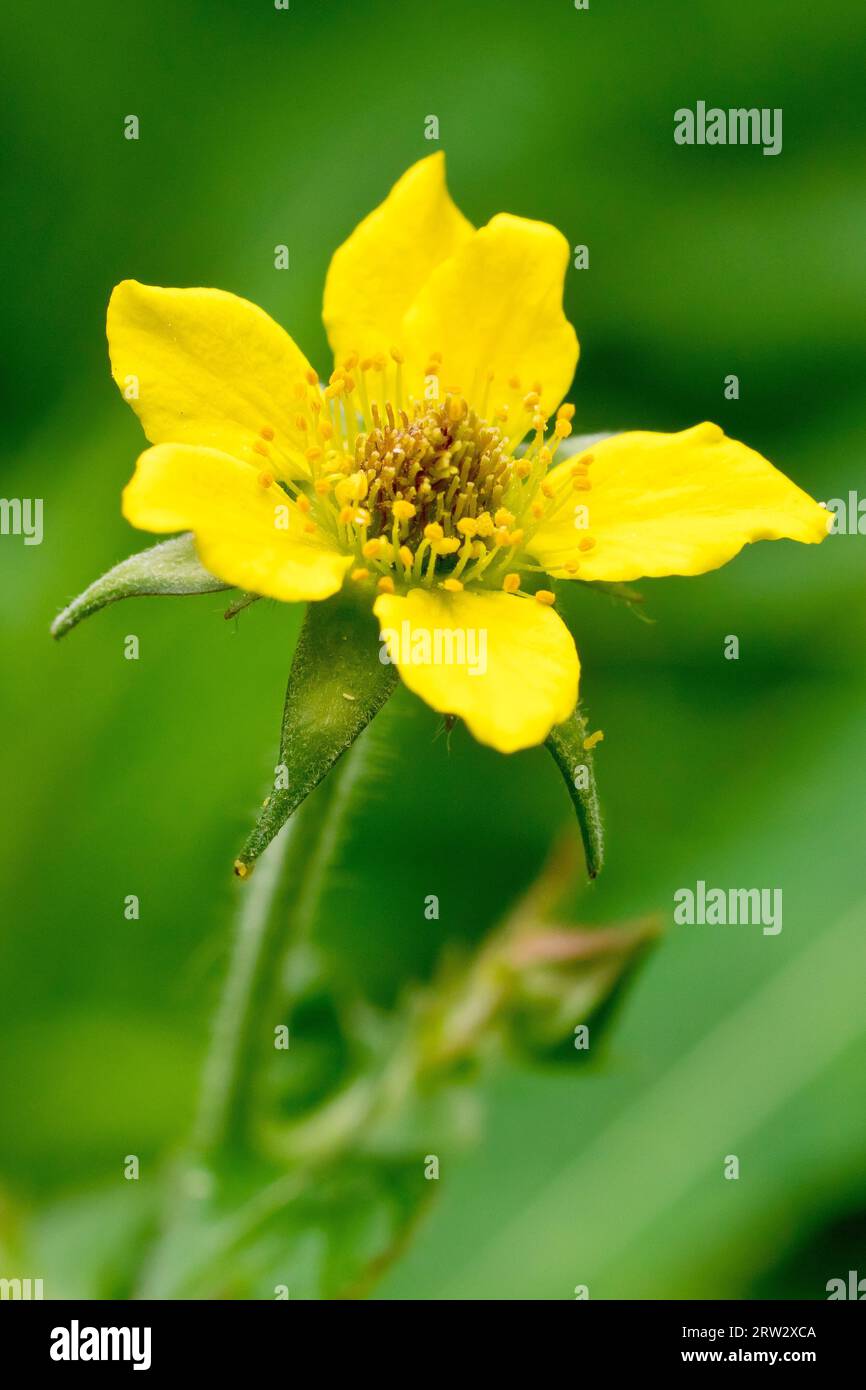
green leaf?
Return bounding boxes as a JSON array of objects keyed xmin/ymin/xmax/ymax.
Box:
[
  {"xmin": 234, "ymin": 594, "xmax": 397, "ymax": 876},
  {"xmin": 50, "ymin": 533, "xmax": 230, "ymax": 639},
  {"xmin": 545, "ymin": 706, "xmax": 605, "ymax": 879}
]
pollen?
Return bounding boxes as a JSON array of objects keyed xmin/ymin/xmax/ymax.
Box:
[
  {"xmin": 583, "ymin": 729, "xmax": 605, "ymax": 750},
  {"xmin": 304, "ymin": 372, "xmax": 581, "ymax": 593}
]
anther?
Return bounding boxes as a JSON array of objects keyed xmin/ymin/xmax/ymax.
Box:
[
  {"xmin": 503, "ymin": 573, "xmax": 520, "ymax": 593},
  {"xmin": 433, "ymin": 537, "xmax": 460, "ymax": 556},
  {"xmin": 534, "ymin": 590, "xmax": 556, "ymax": 606}
]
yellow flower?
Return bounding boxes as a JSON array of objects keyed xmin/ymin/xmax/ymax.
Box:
[{"xmin": 110, "ymin": 153, "xmax": 829, "ymax": 754}]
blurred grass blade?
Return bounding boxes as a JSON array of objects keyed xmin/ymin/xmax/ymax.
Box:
[
  {"xmin": 234, "ymin": 594, "xmax": 397, "ymax": 877},
  {"xmin": 50, "ymin": 533, "xmax": 230, "ymax": 639},
  {"xmin": 546, "ymin": 706, "xmax": 605, "ymax": 879}
]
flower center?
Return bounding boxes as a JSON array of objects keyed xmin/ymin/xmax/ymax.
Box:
[
  {"xmin": 356, "ymin": 398, "xmax": 512, "ymax": 547},
  {"xmin": 257, "ymin": 352, "xmax": 588, "ymax": 594}
]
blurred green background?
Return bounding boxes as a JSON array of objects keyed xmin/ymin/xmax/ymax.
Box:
[{"xmin": 1, "ymin": 0, "xmax": 865, "ymax": 1299}]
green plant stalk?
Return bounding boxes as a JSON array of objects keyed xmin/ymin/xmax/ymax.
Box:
[
  {"xmin": 193, "ymin": 778, "xmax": 339, "ymax": 1159},
  {"xmin": 135, "ymin": 746, "xmax": 364, "ymax": 1298}
]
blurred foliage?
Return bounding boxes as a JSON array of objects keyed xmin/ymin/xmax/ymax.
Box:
[{"xmin": 1, "ymin": 0, "xmax": 864, "ymax": 1300}]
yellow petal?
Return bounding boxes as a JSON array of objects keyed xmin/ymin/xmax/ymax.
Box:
[
  {"xmin": 122, "ymin": 444, "xmax": 352, "ymax": 602},
  {"xmin": 323, "ymin": 153, "xmax": 473, "ymax": 364},
  {"xmin": 527, "ymin": 423, "xmax": 831, "ymax": 582},
  {"xmin": 373, "ymin": 587, "xmax": 579, "ymax": 753},
  {"xmin": 108, "ymin": 281, "xmax": 317, "ymax": 478},
  {"xmin": 401, "ymin": 213, "xmax": 578, "ymax": 438}
]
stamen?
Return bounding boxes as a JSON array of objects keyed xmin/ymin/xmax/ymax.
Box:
[{"xmin": 311, "ymin": 371, "xmax": 582, "ymax": 591}]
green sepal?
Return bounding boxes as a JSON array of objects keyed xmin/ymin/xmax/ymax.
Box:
[
  {"xmin": 545, "ymin": 705, "xmax": 605, "ymax": 879},
  {"xmin": 51, "ymin": 533, "xmax": 230, "ymax": 639},
  {"xmin": 234, "ymin": 593, "xmax": 397, "ymax": 877}
]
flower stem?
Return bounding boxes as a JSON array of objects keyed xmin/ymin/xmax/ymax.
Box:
[{"xmin": 194, "ymin": 761, "xmax": 351, "ymax": 1159}]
